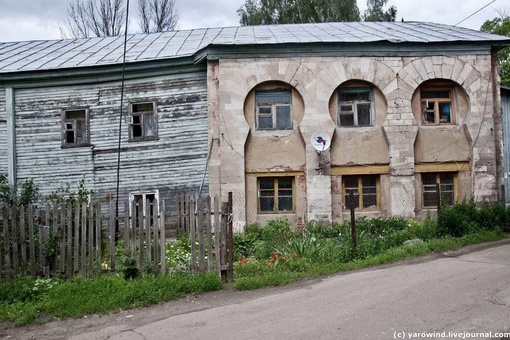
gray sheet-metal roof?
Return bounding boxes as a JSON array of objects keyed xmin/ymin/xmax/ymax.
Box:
[{"xmin": 0, "ymin": 21, "xmax": 509, "ymax": 74}]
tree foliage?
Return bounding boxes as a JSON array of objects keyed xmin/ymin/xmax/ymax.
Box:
[
  {"xmin": 480, "ymin": 9, "xmax": 510, "ymax": 85},
  {"xmin": 138, "ymin": 0, "xmax": 178, "ymax": 34},
  {"xmin": 237, "ymin": 0, "xmax": 361, "ymax": 26},
  {"xmin": 363, "ymin": 0, "xmax": 396, "ymax": 22}
]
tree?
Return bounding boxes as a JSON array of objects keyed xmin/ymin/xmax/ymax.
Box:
[
  {"xmin": 363, "ymin": 0, "xmax": 397, "ymax": 22},
  {"xmin": 62, "ymin": 0, "xmax": 126, "ymax": 38},
  {"xmin": 480, "ymin": 9, "xmax": 510, "ymax": 85},
  {"xmin": 237, "ymin": 0, "xmax": 360, "ymax": 26},
  {"xmin": 138, "ymin": 0, "xmax": 179, "ymax": 33},
  {"xmin": 61, "ymin": 0, "xmax": 179, "ymax": 38}
]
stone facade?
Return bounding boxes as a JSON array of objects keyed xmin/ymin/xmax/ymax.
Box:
[{"xmin": 208, "ymin": 55, "xmax": 501, "ymax": 231}]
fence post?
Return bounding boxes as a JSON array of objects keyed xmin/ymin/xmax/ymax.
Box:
[
  {"xmin": 349, "ymin": 191, "xmax": 356, "ymax": 253},
  {"xmin": 214, "ymin": 196, "xmax": 221, "ymax": 276},
  {"xmin": 436, "ymin": 183, "xmax": 441, "ymax": 215},
  {"xmin": 206, "ymin": 196, "xmax": 213, "ymax": 271},
  {"xmin": 227, "ymin": 192, "xmax": 234, "ymax": 283},
  {"xmin": 160, "ymin": 199, "xmax": 166, "ymax": 275},
  {"xmin": 20, "ymin": 205, "xmax": 27, "ymax": 276}
]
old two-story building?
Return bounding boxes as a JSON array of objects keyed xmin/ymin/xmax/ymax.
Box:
[{"xmin": 1, "ymin": 22, "xmax": 509, "ymax": 231}]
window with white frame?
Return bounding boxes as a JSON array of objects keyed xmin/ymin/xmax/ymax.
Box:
[
  {"xmin": 128, "ymin": 102, "xmax": 158, "ymax": 141},
  {"xmin": 258, "ymin": 177, "xmax": 294, "ymax": 213},
  {"xmin": 62, "ymin": 109, "xmax": 89, "ymax": 147},
  {"xmin": 256, "ymin": 90, "xmax": 292, "ymax": 130},
  {"xmin": 129, "ymin": 191, "xmax": 159, "ymax": 228},
  {"xmin": 420, "ymin": 88, "xmax": 454, "ymax": 125},
  {"xmin": 338, "ymin": 88, "xmax": 374, "ymax": 127}
]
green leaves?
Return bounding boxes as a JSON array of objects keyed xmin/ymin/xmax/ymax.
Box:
[
  {"xmin": 238, "ymin": 0, "xmax": 361, "ymax": 26},
  {"xmin": 480, "ymin": 13, "xmax": 510, "ymax": 85}
]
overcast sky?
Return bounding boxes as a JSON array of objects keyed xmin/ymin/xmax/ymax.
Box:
[{"xmin": 0, "ymin": 0, "xmax": 507, "ymax": 43}]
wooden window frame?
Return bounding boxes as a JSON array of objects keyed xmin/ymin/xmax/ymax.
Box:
[
  {"xmin": 337, "ymin": 87, "xmax": 375, "ymax": 127},
  {"xmin": 129, "ymin": 190, "xmax": 160, "ymax": 228},
  {"xmin": 421, "ymin": 172, "xmax": 457, "ymax": 208},
  {"xmin": 128, "ymin": 101, "xmax": 158, "ymax": 141},
  {"xmin": 61, "ymin": 108, "xmax": 90, "ymax": 148},
  {"xmin": 255, "ymin": 90, "xmax": 293, "ymax": 130},
  {"xmin": 257, "ymin": 176, "xmax": 295, "ymax": 214},
  {"xmin": 420, "ymin": 87, "xmax": 455, "ymax": 125},
  {"xmin": 343, "ymin": 175, "xmax": 380, "ymax": 211}
]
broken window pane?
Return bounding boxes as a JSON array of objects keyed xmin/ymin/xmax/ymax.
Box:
[
  {"xmin": 338, "ymin": 88, "xmax": 373, "ymax": 127},
  {"xmin": 63, "ymin": 109, "xmax": 88, "ymax": 147},
  {"xmin": 129, "ymin": 102, "xmax": 158, "ymax": 140}
]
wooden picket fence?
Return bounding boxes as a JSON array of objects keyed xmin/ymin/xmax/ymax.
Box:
[
  {"xmin": 177, "ymin": 193, "xmax": 233, "ymax": 280},
  {"xmin": 0, "ymin": 194, "xmax": 233, "ymax": 282}
]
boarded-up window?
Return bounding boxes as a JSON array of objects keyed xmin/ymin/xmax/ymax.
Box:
[
  {"xmin": 129, "ymin": 102, "xmax": 158, "ymax": 141},
  {"xmin": 62, "ymin": 109, "xmax": 89, "ymax": 147},
  {"xmin": 256, "ymin": 90, "xmax": 292, "ymax": 130}
]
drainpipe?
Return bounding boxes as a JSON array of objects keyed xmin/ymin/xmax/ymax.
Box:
[
  {"xmin": 491, "ymin": 47, "xmax": 504, "ymax": 202},
  {"xmin": 6, "ymin": 87, "xmax": 16, "ymax": 189}
]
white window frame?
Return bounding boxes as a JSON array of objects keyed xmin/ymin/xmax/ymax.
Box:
[
  {"xmin": 129, "ymin": 190, "xmax": 160, "ymax": 228},
  {"xmin": 128, "ymin": 101, "xmax": 158, "ymax": 141},
  {"xmin": 338, "ymin": 88, "xmax": 375, "ymax": 127},
  {"xmin": 62, "ymin": 108, "xmax": 89, "ymax": 147},
  {"xmin": 255, "ymin": 90, "xmax": 293, "ymax": 130}
]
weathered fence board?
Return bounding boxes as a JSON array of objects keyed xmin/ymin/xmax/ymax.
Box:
[{"xmin": 1, "ymin": 194, "xmax": 231, "ymax": 282}]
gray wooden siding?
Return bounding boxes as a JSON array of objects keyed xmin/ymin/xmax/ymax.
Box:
[
  {"xmin": 13, "ymin": 72, "xmax": 208, "ymax": 213},
  {"xmin": 0, "ymin": 88, "xmax": 7, "ymax": 174}
]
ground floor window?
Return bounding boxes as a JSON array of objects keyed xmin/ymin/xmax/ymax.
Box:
[
  {"xmin": 129, "ymin": 191, "xmax": 159, "ymax": 228},
  {"xmin": 422, "ymin": 172, "xmax": 455, "ymax": 208},
  {"xmin": 258, "ymin": 177, "xmax": 294, "ymax": 213},
  {"xmin": 343, "ymin": 175, "xmax": 379, "ymax": 211}
]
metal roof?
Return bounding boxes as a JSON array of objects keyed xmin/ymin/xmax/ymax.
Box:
[{"xmin": 0, "ymin": 21, "xmax": 509, "ymax": 74}]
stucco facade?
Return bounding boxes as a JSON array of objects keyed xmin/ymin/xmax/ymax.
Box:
[{"xmin": 209, "ymin": 54, "xmax": 503, "ymax": 230}]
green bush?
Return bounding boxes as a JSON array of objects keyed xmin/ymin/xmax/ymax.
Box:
[
  {"xmin": 437, "ymin": 202, "xmax": 479, "ymax": 237},
  {"xmin": 477, "ymin": 202, "xmax": 508, "ymax": 232}
]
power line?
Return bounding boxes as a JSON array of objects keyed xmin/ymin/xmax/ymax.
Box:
[{"xmin": 454, "ymin": 0, "xmax": 496, "ymax": 26}]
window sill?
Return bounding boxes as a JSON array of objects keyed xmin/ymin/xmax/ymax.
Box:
[
  {"xmin": 128, "ymin": 137, "xmax": 160, "ymax": 142},
  {"xmin": 258, "ymin": 211, "xmax": 296, "ymax": 215},
  {"xmin": 61, "ymin": 143, "xmax": 92, "ymax": 149}
]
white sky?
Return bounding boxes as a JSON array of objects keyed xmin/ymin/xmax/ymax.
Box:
[{"xmin": 0, "ymin": 0, "xmax": 507, "ymax": 43}]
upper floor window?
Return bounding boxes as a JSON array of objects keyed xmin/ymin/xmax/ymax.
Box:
[
  {"xmin": 422, "ymin": 172, "xmax": 455, "ymax": 208},
  {"xmin": 62, "ymin": 109, "xmax": 89, "ymax": 147},
  {"xmin": 128, "ymin": 102, "xmax": 158, "ymax": 141},
  {"xmin": 258, "ymin": 177, "xmax": 294, "ymax": 213},
  {"xmin": 421, "ymin": 88, "xmax": 454, "ymax": 125},
  {"xmin": 343, "ymin": 175, "xmax": 379, "ymax": 211},
  {"xmin": 338, "ymin": 88, "xmax": 374, "ymax": 127},
  {"xmin": 256, "ymin": 90, "xmax": 292, "ymax": 130}
]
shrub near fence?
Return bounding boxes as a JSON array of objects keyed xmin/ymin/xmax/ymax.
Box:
[
  {"xmin": 0, "ymin": 199, "xmax": 168, "ymax": 281},
  {"xmin": 0, "ymin": 194, "xmax": 233, "ymax": 282}
]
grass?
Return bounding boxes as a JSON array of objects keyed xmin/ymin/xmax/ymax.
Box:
[
  {"xmin": 0, "ymin": 213, "xmax": 507, "ymax": 327},
  {"xmin": 234, "ymin": 230, "xmax": 506, "ymax": 291},
  {"xmin": 0, "ymin": 271, "xmax": 222, "ymax": 327}
]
